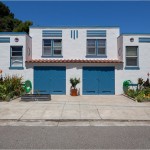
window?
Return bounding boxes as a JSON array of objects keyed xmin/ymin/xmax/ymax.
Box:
[
  {"xmin": 53, "ymin": 39, "xmax": 62, "ymax": 56},
  {"xmin": 87, "ymin": 39, "xmax": 96, "ymax": 55},
  {"xmin": 126, "ymin": 46, "xmax": 138, "ymax": 67},
  {"xmin": 10, "ymin": 46, "xmax": 23, "ymax": 68},
  {"xmin": 87, "ymin": 39, "xmax": 106, "ymax": 56},
  {"xmin": 97, "ymin": 39, "xmax": 106, "ymax": 55},
  {"xmin": 43, "ymin": 39, "xmax": 62, "ymax": 56}
]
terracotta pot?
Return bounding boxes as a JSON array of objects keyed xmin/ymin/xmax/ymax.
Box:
[{"xmin": 71, "ymin": 89, "xmax": 78, "ymax": 96}]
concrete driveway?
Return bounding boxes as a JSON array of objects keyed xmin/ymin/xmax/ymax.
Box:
[{"xmin": 0, "ymin": 95, "xmax": 150, "ymax": 121}]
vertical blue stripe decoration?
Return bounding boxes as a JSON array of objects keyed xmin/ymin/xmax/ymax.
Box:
[
  {"xmin": 74, "ymin": 30, "xmax": 75, "ymax": 39},
  {"xmin": 71, "ymin": 30, "xmax": 72, "ymax": 38},
  {"xmin": 76, "ymin": 30, "xmax": 78, "ymax": 38}
]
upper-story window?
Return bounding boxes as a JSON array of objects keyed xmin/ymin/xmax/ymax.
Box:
[
  {"xmin": 126, "ymin": 46, "xmax": 138, "ymax": 67},
  {"xmin": 10, "ymin": 46, "xmax": 23, "ymax": 69},
  {"xmin": 43, "ymin": 39, "xmax": 62, "ymax": 56},
  {"xmin": 87, "ymin": 39, "xmax": 106, "ymax": 56}
]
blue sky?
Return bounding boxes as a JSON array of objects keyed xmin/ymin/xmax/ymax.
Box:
[{"xmin": 3, "ymin": 1, "xmax": 150, "ymax": 33}]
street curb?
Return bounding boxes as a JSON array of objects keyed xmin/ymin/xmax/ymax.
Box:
[{"xmin": 0, "ymin": 119, "xmax": 150, "ymax": 122}]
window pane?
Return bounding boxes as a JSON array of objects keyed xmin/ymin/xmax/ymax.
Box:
[
  {"xmin": 54, "ymin": 50, "xmax": 61, "ymax": 55},
  {"xmin": 43, "ymin": 46, "xmax": 51, "ymax": 55},
  {"xmin": 43, "ymin": 39, "xmax": 51, "ymax": 46},
  {"xmin": 87, "ymin": 48, "xmax": 96, "ymax": 55},
  {"xmin": 98, "ymin": 48, "xmax": 106, "ymax": 55},
  {"xmin": 53, "ymin": 47, "xmax": 62, "ymax": 55},
  {"xmin": 12, "ymin": 47, "xmax": 22, "ymax": 56},
  {"xmin": 53, "ymin": 39, "xmax": 61, "ymax": 47},
  {"xmin": 12, "ymin": 47, "xmax": 22, "ymax": 52},
  {"xmin": 126, "ymin": 57, "xmax": 137, "ymax": 66},
  {"xmin": 12, "ymin": 52, "xmax": 22, "ymax": 56},
  {"xmin": 11, "ymin": 57, "xmax": 23, "ymax": 67},
  {"xmin": 87, "ymin": 39, "xmax": 96, "ymax": 46},
  {"xmin": 126, "ymin": 47, "xmax": 137, "ymax": 56},
  {"xmin": 98, "ymin": 39, "xmax": 106, "ymax": 47}
]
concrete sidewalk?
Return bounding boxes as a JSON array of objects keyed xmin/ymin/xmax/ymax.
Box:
[{"xmin": 0, "ymin": 95, "xmax": 150, "ymax": 121}]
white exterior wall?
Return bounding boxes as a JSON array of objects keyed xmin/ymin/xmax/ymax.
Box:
[
  {"xmin": 116, "ymin": 35, "xmax": 150, "ymax": 94},
  {"xmin": 30, "ymin": 27, "xmax": 120, "ymax": 60},
  {"xmin": 0, "ymin": 34, "xmax": 33, "ymax": 86}
]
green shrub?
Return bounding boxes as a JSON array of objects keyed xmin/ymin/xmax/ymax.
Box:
[
  {"xmin": 135, "ymin": 91, "xmax": 145, "ymax": 102},
  {"xmin": 142, "ymin": 88, "xmax": 150, "ymax": 96},
  {"xmin": 0, "ymin": 75, "xmax": 24, "ymax": 101},
  {"xmin": 126, "ymin": 89, "xmax": 139, "ymax": 99}
]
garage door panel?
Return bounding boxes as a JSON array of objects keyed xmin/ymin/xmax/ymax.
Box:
[
  {"xmin": 51, "ymin": 78, "xmax": 66, "ymax": 94},
  {"xmin": 34, "ymin": 66, "xmax": 66, "ymax": 95},
  {"xmin": 99, "ymin": 67, "xmax": 115, "ymax": 94},
  {"xmin": 83, "ymin": 67, "xmax": 115, "ymax": 95},
  {"xmin": 83, "ymin": 79, "xmax": 99, "ymax": 95},
  {"xmin": 34, "ymin": 68, "xmax": 51, "ymax": 94},
  {"xmin": 83, "ymin": 67, "xmax": 99, "ymax": 95}
]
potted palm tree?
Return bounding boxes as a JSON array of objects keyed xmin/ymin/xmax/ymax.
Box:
[{"xmin": 70, "ymin": 77, "xmax": 80, "ymax": 96}]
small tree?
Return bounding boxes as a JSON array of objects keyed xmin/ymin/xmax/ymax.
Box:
[{"xmin": 70, "ymin": 78, "xmax": 80, "ymax": 89}]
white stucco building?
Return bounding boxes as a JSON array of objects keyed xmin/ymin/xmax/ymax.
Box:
[{"xmin": 0, "ymin": 26, "xmax": 150, "ymax": 95}]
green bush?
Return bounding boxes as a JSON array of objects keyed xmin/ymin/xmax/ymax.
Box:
[
  {"xmin": 0, "ymin": 75, "xmax": 25, "ymax": 101},
  {"xmin": 142, "ymin": 88, "xmax": 150, "ymax": 96},
  {"xmin": 126, "ymin": 89, "xmax": 139, "ymax": 99},
  {"xmin": 125, "ymin": 78, "xmax": 150, "ymax": 102},
  {"xmin": 126, "ymin": 87, "xmax": 150, "ymax": 102},
  {"xmin": 135, "ymin": 91, "xmax": 145, "ymax": 102}
]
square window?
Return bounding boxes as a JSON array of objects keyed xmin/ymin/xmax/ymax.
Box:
[
  {"xmin": 43, "ymin": 39, "xmax": 62, "ymax": 56},
  {"xmin": 87, "ymin": 39, "xmax": 106, "ymax": 56}
]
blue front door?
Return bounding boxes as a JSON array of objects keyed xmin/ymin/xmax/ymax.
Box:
[
  {"xmin": 34, "ymin": 66, "xmax": 66, "ymax": 94},
  {"xmin": 83, "ymin": 67, "xmax": 115, "ymax": 95}
]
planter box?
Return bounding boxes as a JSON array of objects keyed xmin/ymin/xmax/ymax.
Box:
[
  {"xmin": 71, "ymin": 89, "xmax": 78, "ymax": 96},
  {"xmin": 21, "ymin": 94, "xmax": 51, "ymax": 101}
]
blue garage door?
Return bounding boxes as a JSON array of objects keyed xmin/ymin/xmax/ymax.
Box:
[
  {"xmin": 34, "ymin": 66, "xmax": 66, "ymax": 94},
  {"xmin": 83, "ymin": 67, "xmax": 115, "ymax": 95}
]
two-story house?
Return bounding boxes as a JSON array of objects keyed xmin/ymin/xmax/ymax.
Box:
[{"xmin": 0, "ymin": 26, "xmax": 150, "ymax": 95}]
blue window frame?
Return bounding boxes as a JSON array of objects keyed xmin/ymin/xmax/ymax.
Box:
[
  {"xmin": 87, "ymin": 39, "xmax": 106, "ymax": 56},
  {"xmin": 43, "ymin": 39, "xmax": 62, "ymax": 57},
  {"xmin": 126, "ymin": 46, "xmax": 139, "ymax": 67},
  {"xmin": 10, "ymin": 46, "xmax": 23, "ymax": 69}
]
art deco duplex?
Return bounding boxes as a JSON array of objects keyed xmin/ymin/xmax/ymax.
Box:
[{"xmin": 0, "ymin": 26, "xmax": 150, "ymax": 95}]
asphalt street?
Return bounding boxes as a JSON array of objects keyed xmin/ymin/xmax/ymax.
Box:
[{"xmin": 0, "ymin": 126, "xmax": 150, "ymax": 149}]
